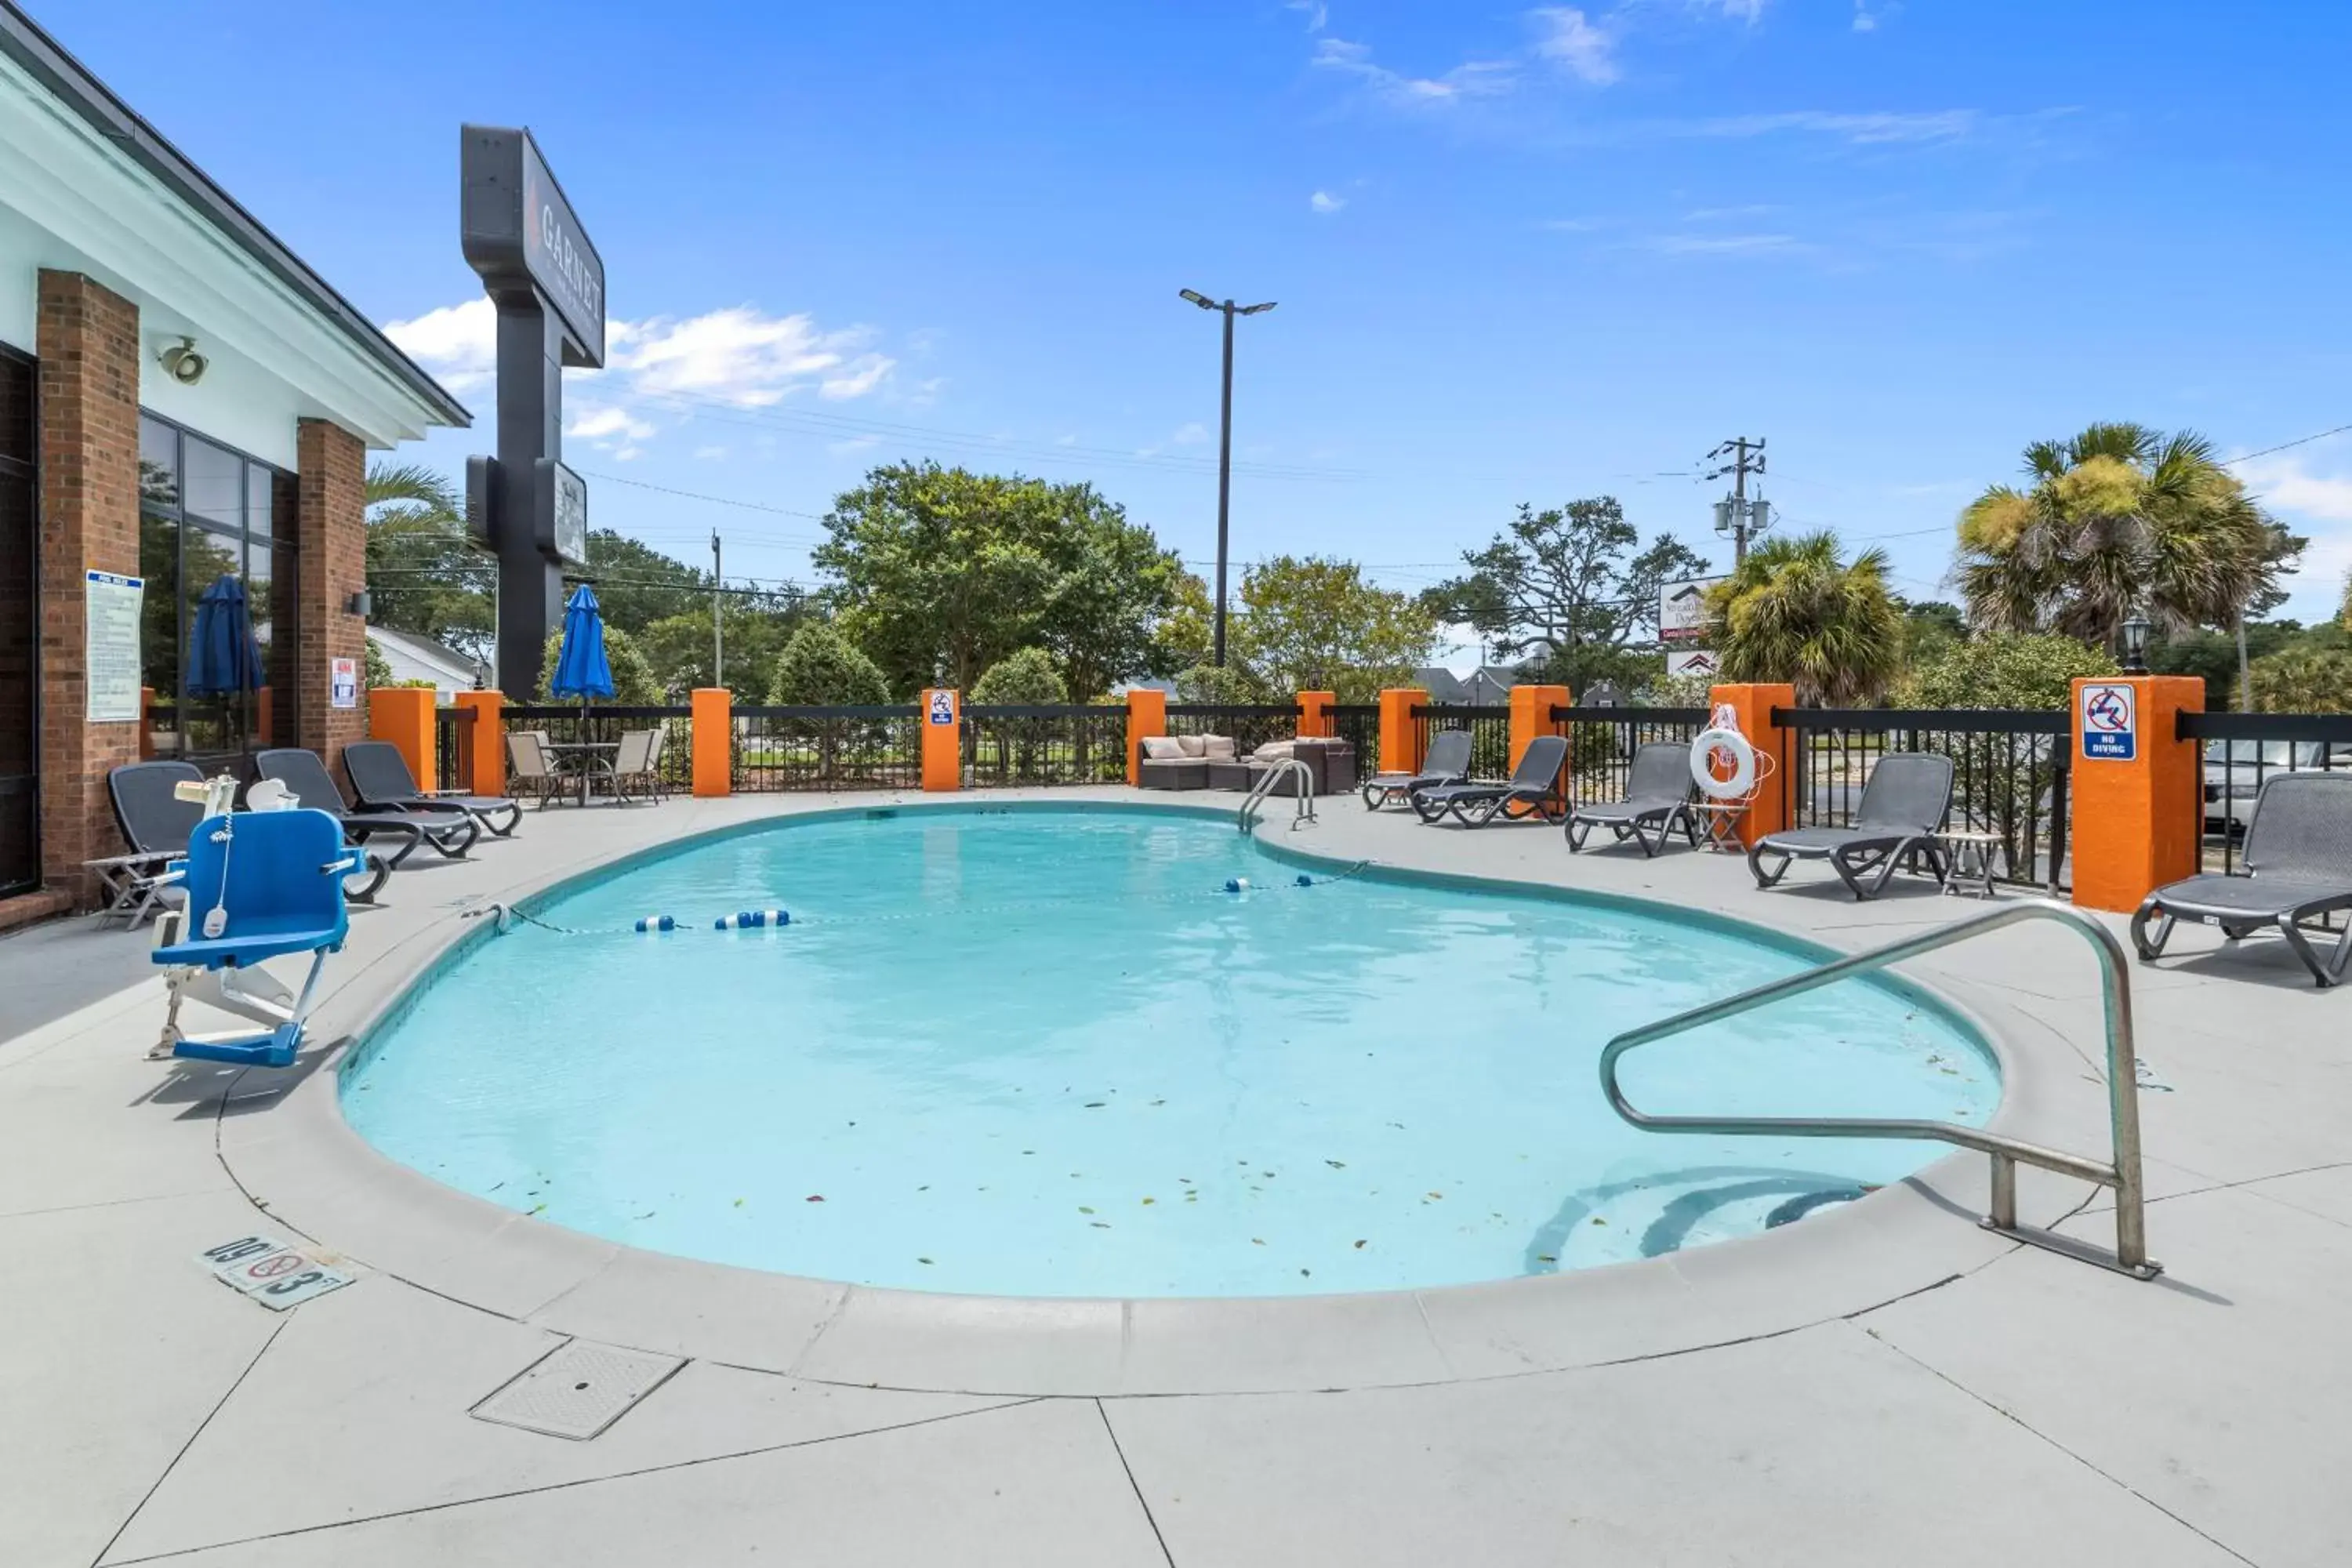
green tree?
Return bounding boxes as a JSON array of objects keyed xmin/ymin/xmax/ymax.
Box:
[
  {"xmin": 1897, "ymin": 630, "xmax": 2118, "ymax": 710},
  {"xmin": 534, "ymin": 625, "xmax": 663, "ymax": 705},
  {"xmin": 1423, "ymin": 498, "xmax": 1708, "ymax": 690},
  {"xmin": 1900, "ymin": 599, "xmax": 1967, "ymax": 672},
  {"xmin": 2249, "ymin": 644, "xmax": 2352, "ymax": 714},
  {"xmin": 768, "ymin": 621, "xmax": 891, "ymax": 707},
  {"xmin": 970, "ymin": 645, "xmax": 1069, "ymax": 706},
  {"xmin": 2149, "ymin": 620, "xmax": 2307, "ymax": 709},
  {"xmin": 1232, "ymin": 555, "xmax": 1436, "ymax": 703},
  {"xmin": 1704, "ymin": 532, "xmax": 1904, "ymax": 706},
  {"xmin": 364, "ymin": 462, "xmax": 495, "ymax": 663},
  {"xmin": 1955, "ymin": 425, "xmax": 2298, "ymax": 666},
  {"xmin": 578, "ymin": 530, "xmax": 715, "ymax": 633},
  {"xmin": 1152, "ymin": 572, "xmax": 1216, "ymax": 673},
  {"xmin": 363, "ymin": 637, "xmax": 394, "ymax": 691},
  {"xmin": 637, "ymin": 604, "xmax": 806, "ymax": 702},
  {"xmin": 1174, "ymin": 662, "xmax": 1275, "ymax": 704},
  {"xmin": 1028, "ymin": 486, "xmax": 1185, "ymax": 700}
]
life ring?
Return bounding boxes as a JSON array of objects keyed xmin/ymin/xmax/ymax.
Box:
[{"xmin": 1690, "ymin": 727, "xmax": 1755, "ymax": 800}]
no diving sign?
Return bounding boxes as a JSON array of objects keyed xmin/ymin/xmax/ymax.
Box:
[
  {"xmin": 197, "ymin": 1234, "xmax": 356, "ymax": 1310},
  {"xmin": 2081, "ymin": 683, "xmax": 2137, "ymax": 761}
]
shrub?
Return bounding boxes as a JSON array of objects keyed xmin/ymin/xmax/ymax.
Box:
[
  {"xmin": 2249, "ymin": 645, "xmax": 2352, "ymax": 715},
  {"xmin": 1896, "ymin": 632, "xmax": 2115, "ymax": 711},
  {"xmin": 768, "ymin": 622, "xmax": 890, "ymax": 707},
  {"xmin": 971, "ymin": 647, "xmax": 1069, "ymax": 706}
]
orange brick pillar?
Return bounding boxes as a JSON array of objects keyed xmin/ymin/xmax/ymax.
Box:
[
  {"xmin": 691, "ymin": 687, "xmax": 731, "ymax": 797},
  {"xmin": 1296, "ymin": 690, "xmax": 1334, "ymax": 739},
  {"xmin": 2069, "ymin": 675, "xmax": 2203, "ymax": 913},
  {"xmin": 34, "ymin": 270, "xmax": 143, "ymax": 901},
  {"xmin": 452, "ymin": 690, "xmax": 506, "ymax": 798},
  {"xmin": 1508, "ymin": 684, "xmax": 1572, "ymax": 816},
  {"xmin": 368, "ymin": 685, "xmax": 436, "ymax": 793},
  {"xmin": 920, "ymin": 688, "xmax": 961, "ymax": 791},
  {"xmin": 1377, "ymin": 688, "xmax": 1428, "ymax": 775},
  {"xmin": 1708, "ymin": 683, "xmax": 1795, "ymax": 847},
  {"xmin": 292, "ymin": 418, "xmax": 370, "ymax": 785},
  {"xmin": 1125, "ymin": 688, "xmax": 1167, "ymax": 786}
]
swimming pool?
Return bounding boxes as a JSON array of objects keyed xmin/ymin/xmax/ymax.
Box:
[{"xmin": 344, "ymin": 804, "xmax": 1998, "ymax": 1298}]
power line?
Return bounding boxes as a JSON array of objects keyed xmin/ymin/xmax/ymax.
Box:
[{"xmin": 2221, "ymin": 421, "xmax": 2352, "ymax": 467}]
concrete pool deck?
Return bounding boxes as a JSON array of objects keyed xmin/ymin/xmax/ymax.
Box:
[{"xmin": 3, "ymin": 786, "xmax": 2344, "ymax": 1565}]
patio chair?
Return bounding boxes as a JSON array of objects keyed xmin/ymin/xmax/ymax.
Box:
[
  {"xmin": 1410, "ymin": 734, "xmax": 1571, "ymax": 827},
  {"xmin": 2131, "ymin": 771, "xmax": 2352, "ymax": 988},
  {"xmin": 149, "ymin": 806, "xmax": 357, "ymax": 1068},
  {"xmin": 1359, "ymin": 728, "xmax": 1473, "ymax": 811},
  {"xmin": 254, "ymin": 748, "xmax": 479, "ymax": 867},
  {"xmin": 506, "ymin": 730, "xmax": 565, "ymax": 809},
  {"xmin": 343, "ymin": 739, "xmax": 523, "ymax": 837},
  {"xmin": 91, "ymin": 761, "xmax": 385, "ymax": 924},
  {"xmin": 609, "ymin": 728, "xmax": 661, "ymax": 804},
  {"xmin": 1567, "ymin": 742, "xmax": 1700, "ymax": 857},
  {"xmin": 1748, "ymin": 752, "xmax": 1954, "ymax": 900}
]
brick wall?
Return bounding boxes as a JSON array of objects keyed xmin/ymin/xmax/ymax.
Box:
[
  {"xmin": 34, "ymin": 270, "xmax": 142, "ymax": 896},
  {"xmin": 294, "ymin": 417, "xmax": 367, "ymax": 787}
]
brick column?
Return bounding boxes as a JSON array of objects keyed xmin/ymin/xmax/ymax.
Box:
[
  {"xmin": 920, "ymin": 688, "xmax": 961, "ymax": 792},
  {"xmin": 690, "ymin": 688, "xmax": 731, "ymax": 797},
  {"xmin": 1124, "ymin": 688, "xmax": 1167, "ymax": 786},
  {"xmin": 1707, "ymin": 683, "xmax": 1795, "ymax": 847},
  {"xmin": 367, "ymin": 685, "xmax": 436, "ymax": 794},
  {"xmin": 1295, "ymin": 690, "xmax": 1334, "ymax": 739},
  {"xmin": 34, "ymin": 270, "xmax": 143, "ymax": 900},
  {"xmin": 452, "ymin": 690, "xmax": 506, "ymax": 797},
  {"xmin": 293, "ymin": 417, "xmax": 368, "ymax": 788},
  {"xmin": 1377, "ymin": 688, "xmax": 1428, "ymax": 775},
  {"xmin": 2070, "ymin": 675, "xmax": 2204, "ymax": 913}
]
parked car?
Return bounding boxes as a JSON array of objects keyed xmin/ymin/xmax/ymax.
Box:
[{"xmin": 2202, "ymin": 739, "xmax": 2352, "ymax": 835}]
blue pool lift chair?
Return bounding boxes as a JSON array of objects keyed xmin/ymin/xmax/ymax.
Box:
[{"xmin": 150, "ymin": 806, "xmax": 358, "ymax": 1068}]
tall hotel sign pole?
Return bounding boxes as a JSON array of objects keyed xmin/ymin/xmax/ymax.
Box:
[{"xmin": 460, "ymin": 125, "xmax": 604, "ymax": 697}]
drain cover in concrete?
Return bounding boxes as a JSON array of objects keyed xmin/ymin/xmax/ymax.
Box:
[{"xmin": 471, "ymin": 1340, "xmax": 684, "ymax": 1440}]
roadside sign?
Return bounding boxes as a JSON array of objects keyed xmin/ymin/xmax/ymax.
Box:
[
  {"xmin": 1666, "ymin": 648, "xmax": 1719, "ymax": 680},
  {"xmin": 2080, "ymin": 683, "xmax": 2136, "ymax": 760},
  {"xmin": 1661, "ymin": 578, "xmax": 1724, "ymax": 644}
]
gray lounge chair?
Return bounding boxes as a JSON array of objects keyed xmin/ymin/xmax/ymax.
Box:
[
  {"xmin": 1567, "ymin": 742, "xmax": 1698, "ymax": 856},
  {"xmin": 1411, "ymin": 734, "xmax": 1571, "ymax": 826},
  {"xmin": 343, "ymin": 739, "xmax": 522, "ymax": 836},
  {"xmin": 2131, "ymin": 771, "xmax": 2352, "ymax": 987},
  {"xmin": 1360, "ymin": 728, "xmax": 1472, "ymax": 811},
  {"xmin": 1749, "ymin": 752, "xmax": 1953, "ymax": 899},
  {"xmin": 93, "ymin": 760, "xmax": 386, "ymax": 922},
  {"xmin": 255, "ymin": 748, "xmax": 478, "ymax": 867}
]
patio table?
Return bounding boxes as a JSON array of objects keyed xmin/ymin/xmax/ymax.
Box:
[{"xmin": 544, "ymin": 741, "xmax": 619, "ymax": 808}]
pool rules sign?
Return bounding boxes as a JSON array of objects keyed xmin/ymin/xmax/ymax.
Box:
[{"xmin": 2080, "ymin": 683, "xmax": 2136, "ymax": 760}]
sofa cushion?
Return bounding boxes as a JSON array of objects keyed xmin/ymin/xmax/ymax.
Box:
[
  {"xmin": 1141, "ymin": 736, "xmax": 1185, "ymax": 760},
  {"xmin": 1252, "ymin": 740, "xmax": 1297, "ymax": 764},
  {"xmin": 1176, "ymin": 734, "xmax": 1208, "ymax": 758},
  {"xmin": 1202, "ymin": 735, "xmax": 1237, "ymax": 761}
]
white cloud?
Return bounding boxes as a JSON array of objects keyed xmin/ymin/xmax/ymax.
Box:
[
  {"xmin": 1312, "ymin": 35, "xmax": 1515, "ymax": 105},
  {"xmin": 2234, "ymin": 451, "xmax": 2352, "ymax": 619},
  {"xmin": 1683, "ymin": 109, "xmax": 1977, "ymax": 143},
  {"xmin": 1171, "ymin": 422, "xmax": 1210, "ymax": 446},
  {"xmin": 692, "ymin": 444, "xmax": 728, "ymax": 460},
  {"xmin": 1708, "ymin": 0, "xmax": 1769, "ymax": 20},
  {"xmin": 1287, "ymin": 0, "xmax": 1328, "ymax": 30},
  {"xmin": 384, "ymin": 299, "xmax": 896, "ymax": 456},
  {"xmin": 1640, "ymin": 231, "xmax": 1806, "ymax": 256},
  {"xmin": 1530, "ymin": 8, "xmax": 1618, "ymax": 85},
  {"xmin": 1853, "ymin": 3, "xmax": 1879, "ymax": 31},
  {"xmin": 827, "ymin": 434, "xmax": 884, "ymax": 456},
  {"xmin": 1310, "ymin": 188, "xmax": 1347, "ymax": 214}
]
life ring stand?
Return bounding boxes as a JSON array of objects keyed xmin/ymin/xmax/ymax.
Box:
[{"xmin": 1690, "ymin": 726, "xmax": 1774, "ymax": 802}]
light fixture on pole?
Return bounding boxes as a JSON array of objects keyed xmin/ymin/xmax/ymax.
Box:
[
  {"xmin": 1179, "ymin": 289, "xmax": 1276, "ymax": 666},
  {"xmin": 2119, "ymin": 604, "xmax": 2153, "ymax": 674}
]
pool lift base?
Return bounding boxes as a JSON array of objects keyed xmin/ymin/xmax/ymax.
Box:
[{"xmin": 1600, "ymin": 900, "xmax": 2162, "ymax": 1280}]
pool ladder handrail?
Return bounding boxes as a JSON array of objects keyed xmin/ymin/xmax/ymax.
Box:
[
  {"xmin": 1598, "ymin": 899, "xmax": 2159, "ymax": 1279},
  {"xmin": 1239, "ymin": 758, "xmax": 1319, "ymax": 834}
]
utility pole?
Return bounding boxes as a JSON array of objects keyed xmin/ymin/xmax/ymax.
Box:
[
  {"xmin": 1706, "ymin": 437, "xmax": 1770, "ymax": 565},
  {"xmin": 1179, "ymin": 289, "xmax": 1276, "ymax": 666},
  {"xmin": 710, "ymin": 531, "xmax": 724, "ymax": 690}
]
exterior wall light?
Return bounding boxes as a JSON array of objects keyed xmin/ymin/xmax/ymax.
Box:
[
  {"xmin": 2119, "ymin": 606, "xmax": 2151, "ymax": 673},
  {"xmin": 160, "ymin": 337, "xmax": 208, "ymax": 385}
]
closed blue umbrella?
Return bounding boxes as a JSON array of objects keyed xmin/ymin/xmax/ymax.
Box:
[
  {"xmin": 550, "ymin": 583, "xmax": 615, "ymax": 701},
  {"xmin": 186, "ymin": 575, "xmax": 263, "ymax": 699}
]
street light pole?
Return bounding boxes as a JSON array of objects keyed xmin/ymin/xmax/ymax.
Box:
[{"xmin": 1181, "ymin": 289, "xmax": 1276, "ymax": 667}]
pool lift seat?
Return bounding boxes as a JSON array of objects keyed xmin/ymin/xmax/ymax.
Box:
[{"xmin": 148, "ymin": 777, "xmax": 358, "ymax": 1069}]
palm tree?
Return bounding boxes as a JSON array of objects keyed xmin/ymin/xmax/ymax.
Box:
[
  {"xmin": 1704, "ymin": 531, "xmax": 1904, "ymax": 706},
  {"xmin": 1955, "ymin": 425, "xmax": 2288, "ymax": 678},
  {"xmin": 365, "ymin": 462, "xmax": 494, "ymax": 662}
]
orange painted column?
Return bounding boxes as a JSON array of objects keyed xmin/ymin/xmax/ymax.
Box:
[
  {"xmin": 1507, "ymin": 684, "xmax": 1572, "ymax": 816},
  {"xmin": 452, "ymin": 690, "xmax": 505, "ymax": 798},
  {"xmin": 1125, "ymin": 688, "xmax": 1167, "ymax": 786},
  {"xmin": 1296, "ymin": 690, "xmax": 1335, "ymax": 739},
  {"xmin": 920, "ymin": 688, "xmax": 962, "ymax": 791},
  {"xmin": 691, "ymin": 687, "xmax": 732, "ymax": 797},
  {"xmin": 367, "ymin": 685, "xmax": 437, "ymax": 793},
  {"xmin": 1377, "ymin": 688, "xmax": 1428, "ymax": 775},
  {"xmin": 1708, "ymin": 683, "xmax": 1796, "ymax": 847},
  {"xmin": 2069, "ymin": 675, "xmax": 2203, "ymax": 913}
]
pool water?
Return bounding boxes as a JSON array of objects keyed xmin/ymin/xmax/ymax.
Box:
[{"xmin": 345, "ymin": 806, "xmax": 1998, "ymax": 1298}]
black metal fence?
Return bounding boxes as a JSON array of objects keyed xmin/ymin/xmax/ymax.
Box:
[
  {"xmin": 433, "ymin": 706, "xmax": 470, "ymax": 793},
  {"xmin": 2177, "ymin": 710, "xmax": 2352, "ymax": 874},
  {"xmin": 1777, "ymin": 707, "xmax": 2071, "ymax": 890},
  {"xmin": 1165, "ymin": 703, "xmax": 1301, "ymax": 755},
  {"xmin": 502, "ymin": 704, "xmax": 695, "ymax": 793},
  {"xmin": 1555, "ymin": 706, "xmax": 1710, "ymax": 804},
  {"xmin": 963, "ymin": 704, "xmax": 1128, "ymax": 788},
  {"xmin": 733, "ymin": 705, "xmax": 922, "ymax": 792},
  {"xmin": 1332, "ymin": 703, "xmax": 1381, "ymax": 775},
  {"xmin": 1413, "ymin": 704, "xmax": 1513, "ymax": 782}
]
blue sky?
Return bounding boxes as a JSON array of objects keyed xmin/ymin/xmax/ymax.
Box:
[{"xmin": 61, "ymin": 0, "xmax": 2352, "ymax": 652}]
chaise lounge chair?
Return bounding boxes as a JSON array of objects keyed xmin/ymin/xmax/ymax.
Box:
[
  {"xmin": 1411, "ymin": 734, "xmax": 1571, "ymax": 827},
  {"xmin": 1567, "ymin": 741, "xmax": 1699, "ymax": 856},
  {"xmin": 343, "ymin": 739, "xmax": 523, "ymax": 836},
  {"xmin": 91, "ymin": 761, "xmax": 387, "ymax": 924},
  {"xmin": 255, "ymin": 748, "xmax": 479, "ymax": 867},
  {"xmin": 2131, "ymin": 771, "xmax": 2352, "ymax": 988},
  {"xmin": 1360, "ymin": 728, "xmax": 1472, "ymax": 811},
  {"xmin": 1748, "ymin": 751, "xmax": 1953, "ymax": 899}
]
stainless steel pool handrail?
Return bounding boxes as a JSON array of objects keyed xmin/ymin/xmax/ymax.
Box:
[
  {"xmin": 1598, "ymin": 899, "xmax": 2159, "ymax": 1279},
  {"xmin": 1239, "ymin": 758, "xmax": 1319, "ymax": 834}
]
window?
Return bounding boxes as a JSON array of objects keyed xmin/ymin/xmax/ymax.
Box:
[{"xmin": 136, "ymin": 413, "xmax": 299, "ymax": 760}]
